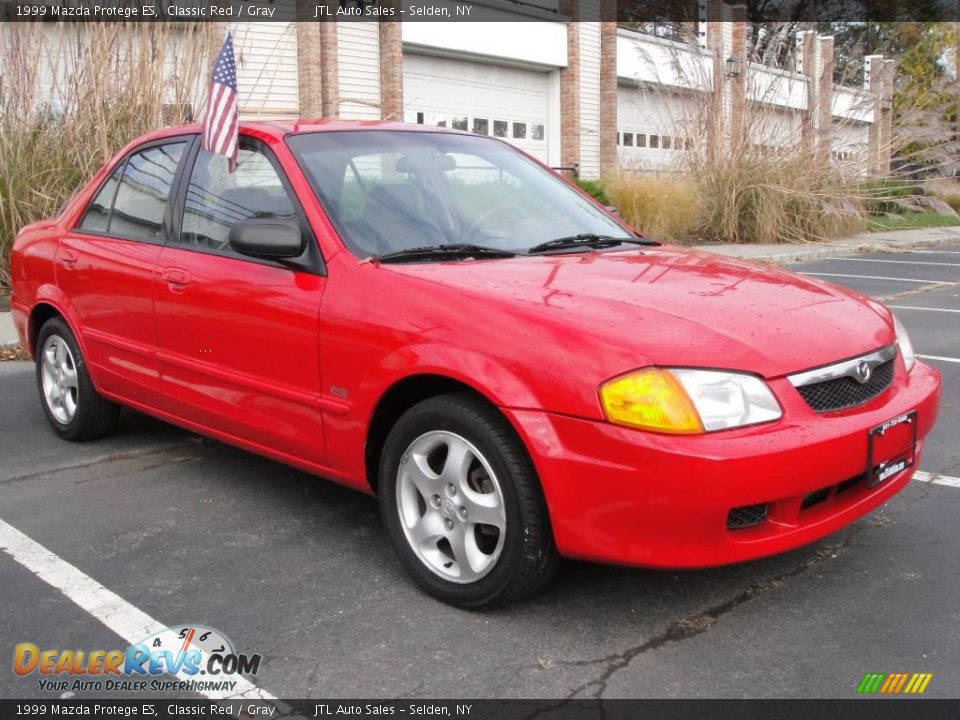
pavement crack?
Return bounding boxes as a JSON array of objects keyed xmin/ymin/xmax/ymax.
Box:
[
  {"xmin": 534, "ymin": 542, "xmax": 850, "ymax": 710},
  {"xmin": 0, "ymin": 444, "xmax": 188, "ymax": 487}
]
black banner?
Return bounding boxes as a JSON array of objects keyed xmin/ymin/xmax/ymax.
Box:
[
  {"xmin": 0, "ymin": 0, "xmax": 957, "ymax": 23},
  {"xmin": 3, "ymin": 700, "xmax": 960, "ymax": 720}
]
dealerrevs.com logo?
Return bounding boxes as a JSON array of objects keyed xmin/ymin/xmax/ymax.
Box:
[{"xmin": 13, "ymin": 625, "xmax": 262, "ymax": 694}]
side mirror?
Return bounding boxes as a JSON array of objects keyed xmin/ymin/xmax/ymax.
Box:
[{"xmin": 229, "ymin": 218, "xmax": 304, "ymax": 259}]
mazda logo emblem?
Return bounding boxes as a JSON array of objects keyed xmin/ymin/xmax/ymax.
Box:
[{"xmin": 854, "ymin": 360, "xmax": 872, "ymax": 384}]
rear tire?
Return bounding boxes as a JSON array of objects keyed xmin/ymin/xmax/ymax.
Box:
[
  {"xmin": 35, "ymin": 317, "xmax": 120, "ymax": 441},
  {"xmin": 379, "ymin": 393, "xmax": 559, "ymax": 608}
]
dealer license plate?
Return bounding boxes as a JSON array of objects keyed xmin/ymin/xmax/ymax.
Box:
[{"xmin": 866, "ymin": 410, "xmax": 918, "ymax": 488}]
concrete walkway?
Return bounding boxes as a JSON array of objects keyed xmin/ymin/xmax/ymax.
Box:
[
  {"xmin": 691, "ymin": 226, "xmax": 960, "ymax": 264},
  {"xmin": 3, "ymin": 226, "xmax": 960, "ymax": 350}
]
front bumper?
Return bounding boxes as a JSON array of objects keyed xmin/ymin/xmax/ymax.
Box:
[{"xmin": 505, "ymin": 359, "xmax": 941, "ymax": 568}]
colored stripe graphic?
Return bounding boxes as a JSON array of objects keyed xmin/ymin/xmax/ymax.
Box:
[
  {"xmin": 857, "ymin": 673, "xmax": 932, "ymax": 694},
  {"xmin": 858, "ymin": 673, "xmax": 885, "ymax": 693}
]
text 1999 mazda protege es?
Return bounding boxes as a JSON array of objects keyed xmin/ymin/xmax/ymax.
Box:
[{"xmin": 10, "ymin": 122, "xmax": 941, "ymax": 607}]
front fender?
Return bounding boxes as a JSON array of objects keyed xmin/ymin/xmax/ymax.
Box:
[
  {"xmin": 324, "ymin": 342, "xmax": 542, "ymax": 490},
  {"xmin": 361, "ymin": 342, "xmax": 541, "ymax": 412}
]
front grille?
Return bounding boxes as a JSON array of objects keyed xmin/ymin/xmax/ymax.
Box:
[
  {"xmin": 796, "ymin": 359, "xmax": 894, "ymax": 412},
  {"xmin": 727, "ymin": 503, "xmax": 768, "ymax": 530}
]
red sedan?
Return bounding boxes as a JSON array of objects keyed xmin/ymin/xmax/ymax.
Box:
[{"xmin": 10, "ymin": 122, "xmax": 941, "ymax": 607}]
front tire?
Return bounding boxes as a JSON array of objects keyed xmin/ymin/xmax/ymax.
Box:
[
  {"xmin": 379, "ymin": 393, "xmax": 559, "ymax": 608},
  {"xmin": 35, "ymin": 317, "xmax": 120, "ymax": 441}
]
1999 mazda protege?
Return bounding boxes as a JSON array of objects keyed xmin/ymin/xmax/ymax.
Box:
[{"xmin": 10, "ymin": 122, "xmax": 941, "ymax": 607}]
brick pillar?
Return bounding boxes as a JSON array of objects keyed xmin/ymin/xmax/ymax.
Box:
[
  {"xmin": 797, "ymin": 30, "xmax": 816, "ymax": 153},
  {"xmin": 816, "ymin": 36, "xmax": 835, "ymax": 164},
  {"xmin": 704, "ymin": 2, "xmax": 746, "ymax": 160},
  {"xmin": 320, "ymin": 22, "xmax": 339, "ymax": 117},
  {"xmin": 878, "ymin": 59, "xmax": 894, "ymax": 175},
  {"xmin": 599, "ymin": 7, "xmax": 618, "ymax": 177},
  {"xmin": 379, "ymin": 10, "xmax": 403, "ymax": 121},
  {"xmin": 728, "ymin": 5, "xmax": 748, "ymax": 148},
  {"xmin": 865, "ymin": 54, "xmax": 884, "ymax": 175},
  {"xmin": 704, "ymin": 0, "xmax": 726, "ymax": 163},
  {"xmin": 559, "ymin": 0, "xmax": 580, "ymax": 175},
  {"xmin": 296, "ymin": 17, "xmax": 323, "ymax": 117}
]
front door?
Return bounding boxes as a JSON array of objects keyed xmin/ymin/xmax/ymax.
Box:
[
  {"xmin": 154, "ymin": 139, "xmax": 327, "ymax": 465},
  {"xmin": 57, "ymin": 139, "xmax": 188, "ymax": 405}
]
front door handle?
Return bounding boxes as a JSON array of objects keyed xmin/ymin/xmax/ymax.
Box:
[
  {"xmin": 61, "ymin": 249, "xmax": 79, "ymax": 268},
  {"xmin": 162, "ymin": 267, "xmax": 191, "ymax": 292}
]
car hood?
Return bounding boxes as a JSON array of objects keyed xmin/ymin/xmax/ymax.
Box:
[{"xmin": 387, "ymin": 246, "xmax": 895, "ymax": 380}]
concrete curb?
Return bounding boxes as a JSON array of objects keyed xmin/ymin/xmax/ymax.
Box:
[{"xmin": 692, "ymin": 227, "xmax": 960, "ymax": 265}]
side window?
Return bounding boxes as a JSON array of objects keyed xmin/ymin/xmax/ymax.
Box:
[
  {"xmin": 79, "ymin": 163, "xmax": 124, "ymax": 233},
  {"xmin": 180, "ymin": 146, "xmax": 296, "ymax": 253},
  {"xmin": 108, "ymin": 143, "xmax": 185, "ymax": 242}
]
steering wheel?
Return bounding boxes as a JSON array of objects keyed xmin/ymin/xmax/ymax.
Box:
[{"xmin": 463, "ymin": 203, "xmax": 526, "ymax": 244}]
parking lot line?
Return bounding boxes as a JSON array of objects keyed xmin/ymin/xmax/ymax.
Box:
[
  {"xmin": 832, "ymin": 258, "xmax": 960, "ymax": 267},
  {"xmin": 915, "ymin": 471, "xmax": 960, "ymax": 489},
  {"xmin": 917, "ymin": 354, "xmax": 960, "ymax": 364},
  {"xmin": 889, "ymin": 306, "xmax": 960, "ymax": 314},
  {"xmin": 800, "ymin": 272, "xmax": 952, "ymax": 284},
  {"xmin": 910, "ymin": 250, "xmax": 960, "ymax": 255},
  {"xmin": 0, "ymin": 518, "xmax": 279, "ymax": 703}
]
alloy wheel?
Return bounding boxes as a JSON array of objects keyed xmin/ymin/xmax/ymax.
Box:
[
  {"xmin": 40, "ymin": 334, "xmax": 79, "ymax": 425},
  {"xmin": 395, "ymin": 430, "xmax": 507, "ymax": 583}
]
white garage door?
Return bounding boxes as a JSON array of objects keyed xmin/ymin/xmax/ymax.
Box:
[
  {"xmin": 403, "ymin": 54, "xmax": 550, "ymax": 163},
  {"xmin": 617, "ymin": 87, "xmax": 701, "ymax": 171}
]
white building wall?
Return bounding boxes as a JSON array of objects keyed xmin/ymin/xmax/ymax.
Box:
[
  {"xmin": 233, "ymin": 23, "xmax": 299, "ymax": 119},
  {"xmin": 748, "ymin": 65, "xmax": 808, "ymax": 111},
  {"xmin": 338, "ymin": 22, "xmax": 381, "ymax": 120},
  {"xmin": 833, "ymin": 86, "xmax": 875, "ymax": 124},
  {"xmin": 617, "ymin": 29, "xmax": 713, "ymax": 92},
  {"xmin": 402, "ymin": 21, "xmax": 567, "ymax": 68}
]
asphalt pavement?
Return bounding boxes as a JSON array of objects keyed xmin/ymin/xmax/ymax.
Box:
[{"xmin": 1, "ymin": 244, "xmax": 958, "ymax": 702}]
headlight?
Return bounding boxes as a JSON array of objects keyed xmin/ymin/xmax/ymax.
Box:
[
  {"xmin": 894, "ymin": 315, "xmax": 915, "ymax": 372},
  {"xmin": 600, "ymin": 367, "xmax": 782, "ymax": 434}
]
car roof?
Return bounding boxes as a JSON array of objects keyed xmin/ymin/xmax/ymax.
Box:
[{"xmin": 137, "ymin": 119, "xmax": 466, "ymax": 145}]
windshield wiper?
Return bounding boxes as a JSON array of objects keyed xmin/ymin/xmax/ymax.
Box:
[
  {"xmin": 371, "ymin": 244, "xmax": 517, "ymax": 263},
  {"xmin": 526, "ymin": 233, "xmax": 658, "ymax": 254}
]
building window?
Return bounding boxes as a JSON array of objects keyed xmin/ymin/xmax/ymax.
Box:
[
  {"xmin": 616, "ymin": 132, "xmax": 621, "ymax": 146},
  {"xmin": 416, "ymin": 112, "xmax": 424, "ymax": 125},
  {"xmin": 650, "ymin": 135, "xmax": 660, "ymax": 149},
  {"xmin": 623, "ymin": 132, "xmax": 634, "ymax": 147},
  {"xmin": 452, "ymin": 116, "xmax": 468, "ymax": 131},
  {"xmin": 513, "ymin": 122, "xmax": 527, "ymax": 139},
  {"xmin": 685, "ymin": 137, "xmax": 693, "ymax": 150},
  {"xmin": 531, "ymin": 124, "xmax": 545, "ymax": 141},
  {"xmin": 662, "ymin": 136, "xmax": 671, "ymax": 150},
  {"xmin": 472, "ymin": 118, "xmax": 489, "ymax": 135},
  {"xmin": 493, "ymin": 120, "xmax": 508, "ymax": 138},
  {"xmin": 637, "ymin": 134, "xmax": 646, "ymax": 148}
]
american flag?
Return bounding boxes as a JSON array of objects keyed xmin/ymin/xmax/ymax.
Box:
[{"xmin": 203, "ymin": 31, "xmax": 239, "ymax": 172}]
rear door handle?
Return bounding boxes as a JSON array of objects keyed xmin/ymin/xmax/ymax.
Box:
[
  {"xmin": 162, "ymin": 267, "xmax": 191, "ymax": 291},
  {"xmin": 61, "ymin": 249, "xmax": 79, "ymax": 268}
]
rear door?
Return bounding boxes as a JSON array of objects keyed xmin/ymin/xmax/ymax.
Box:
[
  {"xmin": 154, "ymin": 137, "xmax": 327, "ymax": 465},
  {"xmin": 57, "ymin": 138, "xmax": 189, "ymax": 406}
]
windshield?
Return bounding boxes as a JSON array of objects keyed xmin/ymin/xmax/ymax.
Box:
[{"xmin": 286, "ymin": 131, "xmax": 634, "ymax": 259}]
